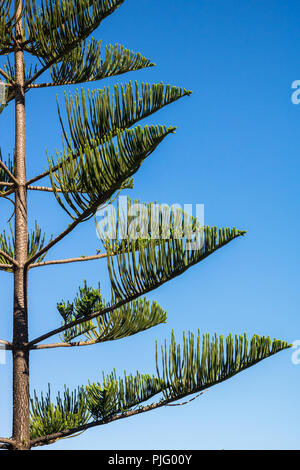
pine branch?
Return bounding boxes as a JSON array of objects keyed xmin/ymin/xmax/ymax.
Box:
[
  {"xmin": 58, "ymin": 82, "xmax": 192, "ymax": 151},
  {"xmin": 24, "ymin": 0, "xmax": 126, "ymax": 84},
  {"xmin": 24, "ymin": 126, "xmax": 175, "ymax": 268},
  {"xmin": 26, "ymin": 42, "xmax": 154, "ymax": 88},
  {"xmin": 29, "ymin": 332, "xmax": 290, "ymax": 448},
  {"xmin": 30, "ymin": 400, "xmax": 170, "ymax": 447},
  {"xmin": 25, "ymin": 227, "xmax": 245, "ymax": 348},
  {"xmin": 48, "ymin": 125, "xmax": 176, "ymax": 219},
  {"xmin": 25, "ymin": 82, "xmax": 190, "ymax": 188}
]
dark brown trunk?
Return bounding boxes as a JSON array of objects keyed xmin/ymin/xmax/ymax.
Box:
[{"xmin": 12, "ymin": 0, "xmax": 30, "ymax": 450}]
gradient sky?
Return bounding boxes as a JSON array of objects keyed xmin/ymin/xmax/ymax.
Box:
[{"xmin": 0, "ymin": 0, "xmax": 300, "ymax": 450}]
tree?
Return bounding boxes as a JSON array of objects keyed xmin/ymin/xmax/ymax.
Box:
[{"xmin": 0, "ymin": 0, "xmax": 290, "ymax": 451}]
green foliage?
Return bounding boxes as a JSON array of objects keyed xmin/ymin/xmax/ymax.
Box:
[
  {"xmin": 0, "ymin": 0, "xmax": 291, "ymax": 449},
  {"xmin": 29, "ymin": 331, "xmax": 288, "ymax": 441},
  {"xmin": 86, "ymin": 371, "xmax": 164, "ymax": 420},
  {"xmin": 0, "ymin": 149, "xmax": 14, "ymax": 191},
  {"xmin": 0, "ymin": 0, "xmax": 22, "ymax": 55},
  {"xmin": 86, "ymin": 331, "xmax": 291, "ymax": 420},
  {"xmin": 84, "ymin": 298, "xmax": 167, "ymax": 343},
  {"xmin": 59, "ymin": 82, "xmax": 192, "ymax": 150},
  {"xmin": 50, "ymin": 41, "xmax": 154, "ymax": 86},
  {"xmin": 106, "ymin": 226, "xmax": 246, "ymax": 302},
  {"xmin": 0, "ymin": 57, "xmax": 37, "ymax": 114},
  {"xmin": 57, "ymin": 281, "xmax": 102, "ymax": 341},
  {"xmin": 0, "ymin": 221, "xmax": 51, "ymax": 271},
  {"xmin": 49, "ymin": 125, "xmax": 176, "ymax": 219},
  {"xmin": 25, "ymin": 0, "xmax": 125, "ymax": 61},
  {"xmin": 157, "ymin": 331, "xmax": 291, "ymax": 400},
  {"xmin": 58, "ymin": 282, "xmax": 167, "ymax": 343},
  {"xmin": 30, "ymin": 385, "xmax": 89, "ymax": 440}
]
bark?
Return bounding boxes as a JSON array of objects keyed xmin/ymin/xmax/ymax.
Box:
[{"xmin": 12, "ymin": 0, "xmax": 30, "ymax": 450}]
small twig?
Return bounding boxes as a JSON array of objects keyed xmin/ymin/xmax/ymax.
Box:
[{"xmin": 166, "ymin": 390, "xmax": 209, "ymax": 406}]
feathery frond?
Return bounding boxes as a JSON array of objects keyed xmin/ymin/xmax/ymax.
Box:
[
  {"xmin": 156, "ymin": 331, "xmax": 291, "ymax": 400},
  {"xmin": 58, "ymin": 82, "xmax": 192, "ymax": 150},
  {"xmin": 0, "ymin": 0, "xmax": 24, "ymax": 55},
  {"xmin": 47, "ymin": 41, "xmax": 154, "ymax": 87},
  {"xmin": 29, "ymin": 332, "xmax": 290, "ymax": 441},
  {"xmin": 57, "ymin": 281, "xmax": 167, "ymax": 342},
  {"xmin": 30, "ymin": 385, "xmax": 89, "ymax": 440},
  {"xmin": 49, "ymin": 125, "xmax": 176, "ymax": 219},
  {"xmin": 106, "ymin": 226, "xmax": 246, "ymax": 302},
  {"xmin": 0, "ymin": 222, "xmax": 52, "ymax": 271},
  {"xmin": 86, "ymin": 331, "xmax": 290, "ymax": 420},
  {"xmin": 86, "ymin": 371, "xmax": 164, "ymax": 420},
  {"xmin": 25, "ymin": 0, "xmax": 125, "ymax": 62},
  {"xmin": 0, "ymin": 149, "xmax": 15, "ymax": 191}
]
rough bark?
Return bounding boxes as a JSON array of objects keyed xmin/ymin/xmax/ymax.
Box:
[{"xmin": 12, "ymin": 0, "xmax": 30, "ymax": 450}]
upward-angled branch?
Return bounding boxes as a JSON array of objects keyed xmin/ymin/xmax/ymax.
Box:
[
  {"xmin": 24, "ymin": 200, "xmax": 101, "ymax": 267},
  {"xmin": 0, "ymin": 68, "xmax": 15, "ymax": 85},
  {"xmin": 0, "ymin": 160, "xmax": 18, "ymax": 184},
  {"xmin": 0, "ymin": 249, "xmax": 19, "ymax": 267}
]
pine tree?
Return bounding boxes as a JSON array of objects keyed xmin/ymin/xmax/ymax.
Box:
[{"xmin": 0, "ymin": 0, "xmax": 290, "ymax": 450}]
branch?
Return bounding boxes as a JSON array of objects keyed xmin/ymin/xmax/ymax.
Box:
[
  {"xmin": 0, "ymin": 340, "xmax": 13, "ymax": 350},
  {"xmin": 0, "ymin": 437, "xmax": 15, "ymax": 447},
  {"xmin": 27, "ymin": 185, "xmax": 86, "ymax": 193},
  {"xmin": 29, "ymin": 253, "xmax": 108, "ymax": 269},
  {"xmin": 30, "ymin": 340, "xmax": 96, "ymax": 350},
  {"xmin": 0, "ymin": 187, "xmax": 16, "ymax": 198},
  {"xmin": 30, "ymin": 388, "xmax": 208, "ymax": 448},
  {"xmin": 0, "ymin": 263, "xmax": 13, "ymax": 271},
  {"xmin": 24, "ymin": 57, "xmax": 62, "ymax": 89},
  {"xmin": 0, "ymin": 68, "xmax": 15, "ymax": 85},
  {"xmin": 0, "ymin": 250, "xmax": 19, "ymax": 267},
  {"xmin": 26, "ymin": 278, "xmax": 171, "ymax": 349},
  {"xmin": 0, "ymin": 161, "xmax": 18, "ymax": 185},
  {"xmin": 27, "ymin": 185, "xmax": 57, "ymax": 192},
  {"xmin": 26, "ymin": 289, "xmax": 147, "ymax": 349},
  {"xmin": 25, "ymin": 232, "xmax": 241, "ymax": 348},
  {"xmin": 24, "ymin": 198, "xmax": 104, "ymax": 268}
]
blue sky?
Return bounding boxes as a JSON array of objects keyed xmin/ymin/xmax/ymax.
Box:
[{"xmin": 0, "ymin": 0, "xmax": 300, "ymax": 450}]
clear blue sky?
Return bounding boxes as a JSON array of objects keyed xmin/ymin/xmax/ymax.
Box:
[{"xmin": 0, "ymin": 0, "xmax": 300, "ymax": 450}]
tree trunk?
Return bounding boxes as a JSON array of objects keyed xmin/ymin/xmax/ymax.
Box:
[{"xmin": 12, "ymin": 0, "xmax": 30, "ymax": 450}]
